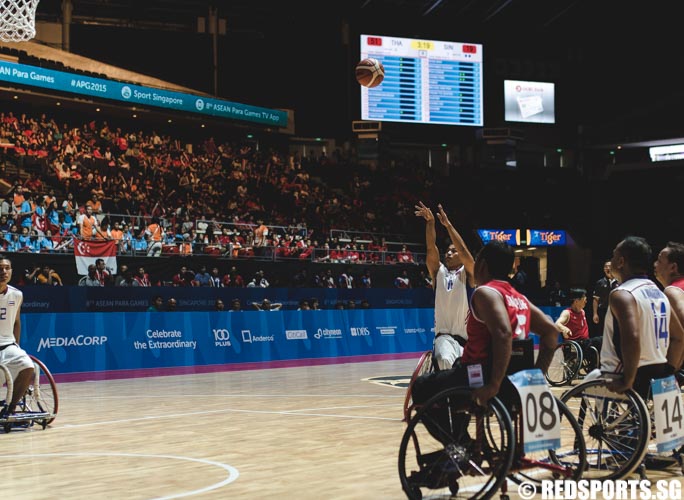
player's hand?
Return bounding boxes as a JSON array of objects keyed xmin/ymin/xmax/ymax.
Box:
[
  {"xmin": 606, "ymin": 377, "xmax": 632, "ymax": 394},
  {"xmin": 472, "ymin": 383, "xmax": 499, "ymax": 407},
  {"xmin": 414, "ymin": 201, "xmax": 434, "ymax": 223},
  {"xmin": 435, "ymin": 204, "xmax": 451, "ymax": 227}
]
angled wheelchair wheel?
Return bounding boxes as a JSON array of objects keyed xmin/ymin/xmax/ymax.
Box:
[
  {"xmin": 579, "ymin": 345, "xmax": 600, "ymax": 377},
  {"xmin": 508, "ymin": 397, "xmax": 587, "ymax": 484},
  {"xmin": 560, "ymin": 378, "xmax": 650, "ymax": 480},
  {"xmin": 0, "ymin": 363, "xmax": 13, "ymax": 408},
  {"xmin": 399, "ymin": 388, "xmax": 515, "ymax": 500},
  {"xmin": 21, "ymin": 355, "xmax": 59, "ymax": 425},
  {"xmin": 545, "ymin": 341, "xmax": 583, "ymax": 387},
  {"xmin": 403, "ymin": 351, "xmax": 434, "ymax": 422},
  {"xmin": 1, "ymin": 364, "xmax": 14, "ymax": 432}
]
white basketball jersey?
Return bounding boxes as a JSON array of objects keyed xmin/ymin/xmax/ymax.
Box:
[
  {"xmin": 0, "ymin": 285, "xmax": 22, "ymax": 347},
  {"xmin": 601, "ymin": 278, "xmax": 669, "ymax": 374},
  {"xmin": 434, "ymin": 263, "xmax": 469, "ymax": 338}
]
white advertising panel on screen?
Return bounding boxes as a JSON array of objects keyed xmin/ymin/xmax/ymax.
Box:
[
  {"xmin": 649, "ymin": 144, "xmax": 684, "ymax": 162},
  {"xmin": 504, "ymin": 80, "xmax": 555, "ymax": 124},
  {"xmin": 360, "ymin": 34, "xmax": 483, "ymax": 127}
]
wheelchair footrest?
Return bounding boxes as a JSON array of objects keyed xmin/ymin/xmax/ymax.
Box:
[{"xmin": 0, "ymin": 411, "xmax": 51, "ymax": 423}]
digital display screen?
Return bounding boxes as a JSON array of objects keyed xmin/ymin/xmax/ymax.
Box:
[
  {"xmin": 649, "ymin": 144, "xmax": 684, "ymax": 162},
  {"xmin": 504, "ymin": 80, "xmax": 555, "ymax": 124},
  {"xmin": 360, "ymin": 34, "xmax": 483, "ymax": 126},
  {"xmin": 526, "ymin": 230, "xmax": 566, "ymax": 246},
  {"xmin": 477, "ymin": 229, "xmax": 520, "ymax": 246}
]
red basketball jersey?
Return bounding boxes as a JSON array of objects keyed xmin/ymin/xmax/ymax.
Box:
[
  {"xmin": 670, "ymin": 277, "xmax": 684, "ymax": 292},
  {"xmin": 462, "ymin": 279, "xmax": 531, "ymax": 364},
  {"xmin": 565, "ymin": 307, "xmax": 589, "ymax": 341}
]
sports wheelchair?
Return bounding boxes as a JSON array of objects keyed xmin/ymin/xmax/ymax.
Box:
[
  {"xmin": 560, "ymin": 375, "xmax": 684, "ymax": 480},
  {"xmin": 545, "ymin": 337, "xmax": 601, "ymax": 387},
  {"xmin": 0, "ymin": 354, "xmax": 59, "ymax": 433},
  {"xmin": 400, "ymin": 340, "xmax": 588, "ymax": 499},
  {"xmin": 403, "ymin": 337, "xmax": 466, "ymax": 421},
  {"xmin": 404, "ymin": 350, "xmax": 435, "ymax": 422}
]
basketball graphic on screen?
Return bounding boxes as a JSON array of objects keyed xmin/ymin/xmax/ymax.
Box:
[{"xmin": 355, "ymin": 58, "xmax": 385, "ymax": 88}]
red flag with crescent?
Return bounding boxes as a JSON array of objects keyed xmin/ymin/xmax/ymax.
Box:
[{"xmin": 74, "ymin": 239, "xmax": 118, "ymax": 276}]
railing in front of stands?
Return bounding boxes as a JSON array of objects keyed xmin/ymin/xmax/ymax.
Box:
[
  {"xmin": 68, "ymin": 213, "xmax": 420, "ymax": 250},
  {"xmin": 12, "ymin": 211, "xmax": 426, "ymax": 264},
  {"xmin": 329, "ymin": 228, "xmax": 423, "ymax": 247},
  {"xmin": 12, "ymin": 234, "xmax": 427, "ymax": 265}
]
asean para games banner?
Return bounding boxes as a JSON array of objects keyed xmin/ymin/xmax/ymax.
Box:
[{"xmin": 0, "ymin": 60, "xmax": 288, "ymax": 128}]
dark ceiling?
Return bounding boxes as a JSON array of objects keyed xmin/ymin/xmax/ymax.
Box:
[
  {"xmin": 33, "ymin": 0, "xmax": 669, "ymax": 44},
  {"xmin": 30, "ymin": 1, "xmax": 684, "ymax": 142}
]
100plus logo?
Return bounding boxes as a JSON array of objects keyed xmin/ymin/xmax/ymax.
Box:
[{"xmin": 213, "ymin": 329, "xmax": 231, "ymax": 347}]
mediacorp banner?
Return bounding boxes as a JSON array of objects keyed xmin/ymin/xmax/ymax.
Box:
[
  {"xmin": 0, "ymin": 60, "xmax": 288, "ymax": 128},
  {"xmin": 22, "ymin": 308, "xmax": 435, "ymax": 375}
]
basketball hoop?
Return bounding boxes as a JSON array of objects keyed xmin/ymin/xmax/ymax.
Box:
[{"xmin": 0, "ymin": 0, "xmax": 39, "ymax": 43}]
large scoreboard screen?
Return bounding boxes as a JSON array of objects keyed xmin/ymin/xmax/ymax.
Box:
[{"xmin": 360, "ymin": 34, "xmax": 483, "ymax": 127}]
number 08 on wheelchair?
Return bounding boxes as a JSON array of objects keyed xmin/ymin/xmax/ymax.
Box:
[{"xmin": 399, "ymin": 339, "xmax": 587, "ymax": 499}]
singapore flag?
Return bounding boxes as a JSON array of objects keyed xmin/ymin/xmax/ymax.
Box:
[{"xmin": 74, "ymin": 239, "xmax": 118, "ymax": 276}]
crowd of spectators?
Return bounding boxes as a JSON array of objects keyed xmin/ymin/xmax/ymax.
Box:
[{"xmin": 0, "ymin": 108, "xmax": 440, "ymax": 274}]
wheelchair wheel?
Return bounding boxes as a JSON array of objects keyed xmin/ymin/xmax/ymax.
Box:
[
  {"xmin": 21, "ymin": 355, "xmax": 59, "ymax": 425},
  {"xmin": 399, "ymin": 388, "xmax": 515, "ymax": 500},
  {"xmin": 403, "ymin": 351, "xmax": 435, "ymax": 422},
  {"xmin": 545, "ymin": 341, "xmax": 582, "ymax": 387},
  {"xmin": 508, "ymin": 397, "xmax": 587, "ymax": 484},
  {"xmin": 560, "ymin": 378, "xmax": 650, "ymax": 480},
  {"xmin": 0, "ymin": 364, "xmax": 12, "ymax": 408},
  {"xmin": 579, "ymin": 345, "xmax": 600, "ymax": 377}
]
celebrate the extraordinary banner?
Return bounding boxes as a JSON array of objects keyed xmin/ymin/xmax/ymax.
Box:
[{"xmin": 22, "ymin": 308, "xmax": 435, "ymax": 376}]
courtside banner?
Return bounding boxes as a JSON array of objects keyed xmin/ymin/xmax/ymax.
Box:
[
  {"xmin": 74, "ymin": 239, "xmax": 118, "ymax": 275},
  {"xmin": 20, "ymin": 286, "xmax": 437, "ymax": 313},
  {"xmin": 21, "ymin": 309, "xmax": 435, "ymax": 375}
]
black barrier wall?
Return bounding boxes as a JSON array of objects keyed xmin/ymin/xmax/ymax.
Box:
[
  {"xmin": 7, "ymin": 253, "xmax": 427, "ymax": 288},
  {"xmin": 20, "ymin": 285, "xmax": 434, "ymax": 313}
]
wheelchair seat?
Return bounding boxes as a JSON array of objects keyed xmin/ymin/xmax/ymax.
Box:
[{"xmin": 495, "ymin": 338, "xmax": 535, "ymax": 408}]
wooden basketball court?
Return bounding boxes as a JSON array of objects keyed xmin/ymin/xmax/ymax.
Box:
[{"xmin": 1, "ymin": 358, "xmax": 682, "ymax": 499}]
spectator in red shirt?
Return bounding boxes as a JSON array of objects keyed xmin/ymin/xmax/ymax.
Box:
[{"xmin": 396, "ymin": 245, "xmax": 415, "ymax": 264}]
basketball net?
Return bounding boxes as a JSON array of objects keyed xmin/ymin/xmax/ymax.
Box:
[{"xmin": 0, "ymin": 0, "xmax": 39, "ymax": 43}]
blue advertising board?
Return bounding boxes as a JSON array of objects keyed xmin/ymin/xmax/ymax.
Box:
[
  {"xmin": 476, "ymin": 229, "xmax": 520, "ymax": 246},
  {"xmin": 20, "ymin": 286, "xmax": 435, "ymax": 313},
  {"xmin": 0, "ymin": 60, "xmax": 287, "ymax": 127},
  {"xmin": 22, "ymin": 309, "xmax": 435, "ymax": 376},
  {"xmin": 526, "ymin": 229, "xmax": 566, "ymax": 246},
  {"xmin": 20, "ymin": 306, "xmax": 565, "ymax": 378}
]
